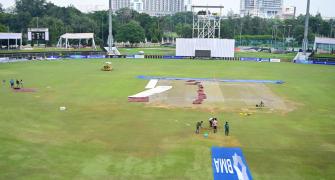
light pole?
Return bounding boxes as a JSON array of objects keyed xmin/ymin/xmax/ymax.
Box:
[
  {"xmin": 282, "ymin": 25, "xmax": 286, "ymax": 50},
  {"xmin": 287, "ymin": 25, "xmax": 292, "ymax": 50},
  {"xmin": 330, "ymin": 22, "xmax": 334, "ymax": 38},
  {"xmin": 317, "ymin": 23, "xmax": 321, "ymax": 36},
  {"xmin": 272, "ymin": 25, "xmax": 278, "ymax": 49},
  {"xmin": 101, "ymin": 15, "xmax": 104, "ymax": 44},
  {"xmin": 302, "ymin": 0, "xmax": 310, "ymax": 54},
  {"xmin": 107, "ymin": 0, "xmax": 113, "ymax": 53},
  {"xmin": 239, "ymin": 20, "xmax": 243, "ymax": 46}
]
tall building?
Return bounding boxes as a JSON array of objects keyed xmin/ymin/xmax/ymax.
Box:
[
  {"xmin": 143, "ymin": 0, "xmax": 185, "ymax": 16},
  {"xmin": 112, "ymin": 0, "xmax": 131, "ymax": 11},
  {"xmin": 282, "ymin": 6, "xmax": 296, "ymax": 19},
  {"xmin": 112, "ymin": 0, "xmax": 186, "ymax": 16},
  {"xmin": 240, "ymin": 0, "xmax": 283, "ymax": 18},
  {"xmin": 184, "ymin": 0, "xmax": 192, "ymax": 11},
  {"xmin": 130, "ymin": 0, "xmax": 144, "ymax": 13}
]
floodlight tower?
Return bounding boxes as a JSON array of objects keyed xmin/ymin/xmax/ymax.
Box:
[
  {"xmin": 107, "ymin": 0, "xmax": 114, "ymax": 53},
  {"xmin": 302, "ymin": 0, "xmax": 311, "ymax": 54},
  {"xmin": 192, "ymin": 6, "xmax": 224, "ymax": 38}
]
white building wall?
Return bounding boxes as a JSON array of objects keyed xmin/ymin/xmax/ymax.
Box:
[
  {"xmin": 240, "ymin": 0, "xmax": 283, "ymax": 18},
  {"xmin": 112, "ymin": 0, "xmax": 131, "ymax": 11},
  {"xmin": 130, "ymin": 0, "xmax": 144, "ymax": 12},
  {"xmin": 184, "ymin": 0, "xmax": 192, "ymax": 11},
  {"xmin": 142, "ymin": 0, "xmax": 185, "ymax": 16},
  {"xmin": 112, "ymin": 0, "xmax": 185, "ymax": 16},
  {"xmin": 176, "ymin": 38, "xmax": 235, "ymax": 58}
]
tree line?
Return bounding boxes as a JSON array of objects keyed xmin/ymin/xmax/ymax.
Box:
[{"xmin": 0, "ymin": 0, "xmax": 334, "ymax": 47}]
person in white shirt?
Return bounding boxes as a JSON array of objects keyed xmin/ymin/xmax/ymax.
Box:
[{"xmin": 212, "ymin": 118, "xmax": 218, "ymax": 133}]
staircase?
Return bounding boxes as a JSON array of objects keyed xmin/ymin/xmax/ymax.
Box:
[
  {"xmin": 104, "ymin": 47, "xmax": 121, "ymax": 55},
  {"xmin": 293, "ymin": 52, "xmax": 312, "ymax": 62}
]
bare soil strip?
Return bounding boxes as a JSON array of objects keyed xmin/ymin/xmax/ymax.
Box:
[{"xmin": 147, "ymin": 80, "xmax": 295, "ymax": 113}]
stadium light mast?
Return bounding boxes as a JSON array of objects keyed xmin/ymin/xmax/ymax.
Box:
[
  {"xmin": 108, "ymin": 0, "xmax": 113, "ymax": 53},
  {"xmin": 302, "ymin": 0, "xmax": 310, "ymax": 54}
]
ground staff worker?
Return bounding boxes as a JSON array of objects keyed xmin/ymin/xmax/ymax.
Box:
[
  {"xmin": 212, "ymin": 119, "xmax": 218, "ymax": 133},
  {"xmin": 225, "ymin": 122, "xmax": 229, "ymax": 136},
  {"xmin": 195, "ymin": 121, "xmax": 203, "ymax": 134}
]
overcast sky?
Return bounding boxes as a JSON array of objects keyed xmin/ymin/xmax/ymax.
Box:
[{"xmin": 1, "ymin": 0, "xmax": 335, "ymax": 17}]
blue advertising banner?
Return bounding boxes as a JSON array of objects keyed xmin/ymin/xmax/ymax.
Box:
[
  {"xmin": 312, "ymin": 61, "xmax": 335, "ymax": 65},
  {"xmin": 162, "ymin": 56, "xmax": 185, "ymax": 59},
  {"xmin": 87, "ymin": 55, "xmax": 106, "ymax": 59},
  {"xmin": 69, "ymin": 55, "xmax": 87, "ymax": 59},
  {"xmin": 258, "ymin": 58, "xmax": 270, "ymax": 62},
  {"xmin": 240, "ymin": 57, "xmax": 259, "ymax": 61},
  {"xmin": 211, "ymin": 147, "xmax": 253, "ymax": 180},
  {"xmin": 126, "ymin": 55, "xmax": 135, "ymax": 59}
]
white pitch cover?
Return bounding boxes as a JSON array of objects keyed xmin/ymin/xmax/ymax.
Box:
[
  {"xmin": 129, "ymin": 86, "xmax": 172, "ymax": 98},
  {"xmin": 145, "ymin": 79, "xmax": 159, "ymax": 89}
]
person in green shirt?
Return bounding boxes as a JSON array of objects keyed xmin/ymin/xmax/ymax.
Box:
[
  {"xmin": 195, "ymin": 121, "xmax": 203, "ymax": 134},
  {"xmin": 224, "ymin": 122, "xmax": 229, "ymax": 136}
]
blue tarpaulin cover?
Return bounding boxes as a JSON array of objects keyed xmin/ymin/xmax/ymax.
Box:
[{"xmin": 137, "ymin": 75, "xmax": 285, "ymax": 84}]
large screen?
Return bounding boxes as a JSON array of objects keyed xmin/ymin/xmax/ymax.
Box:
[
  {"xmin": 31, "ymin": 32, "xmax": 45, "ymax": 40},
  {"xmin": 195, "ymin": 50, "xmax": 211, "ymax": 58},
  {"xmin": 28, "ymin": 28, "xmax": 49, "ymax": 41}
]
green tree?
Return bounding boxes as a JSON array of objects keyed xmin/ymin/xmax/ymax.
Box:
[
  {"xmin": 0, "ymin": 3, "xmax": 3, "ymax": 13},
  {"xmin": 175, "ymin": 23, "xmax": 192, "ymax": 38},
  {"xmin": 14, "ymin": 12, "xmax": 32, "ymax": 31},
  {"xmin": 172, "ymin": 12, "xmax": 193, "ymax": 25},
  {"xmin": 135, "ymin": 13, "xmax": 153, "ymax": 39},
  {"xmin": 15, "ymin": 0, "xmax": 47, "ymax": 17},
  {"xmin": 29, "ymin": 16, "xmax": 64, "ymax": 45},
  {"xmin": 116, "ymin": 20, "xmax": 145, "ymax": 46},
  {"xmin": 147, "ymin": 20, "xmax": 163, "ymax": 43},
  {"xmin": 87, "ymin": 11, "xmax": 110, "ymax": 46},
  {"xmin": 0, "ymin": 24, "xmax": 6, "ymax": 32},
  {"xmin": 116, "ymin": 8, "xmax": 139, "ymax": 24}
]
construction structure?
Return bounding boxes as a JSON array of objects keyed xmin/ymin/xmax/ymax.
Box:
[
  {"xmin": 176, "ymin": 5, "xmax": 235, "ymax": 58},
  {"xmin": 192, "ymin": 6, "xmax": 223, "ymax": 38}
]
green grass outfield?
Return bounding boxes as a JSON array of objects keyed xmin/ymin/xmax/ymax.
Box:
[{"xmin": 0, "ymin": 59, "xmax": 334, "ymax": 179}]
